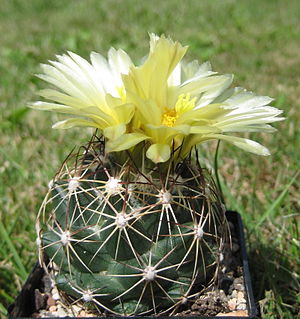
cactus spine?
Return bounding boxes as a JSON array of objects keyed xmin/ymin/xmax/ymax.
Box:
[{"xmin": 37, "ymin": 137, "xmax": 228, "ymax": 315}]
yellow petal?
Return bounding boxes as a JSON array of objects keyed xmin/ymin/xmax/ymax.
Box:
[
  {"xmin": 103, "ymin": 124, "xmax": 126, "ymax": 140},
  {"xmin": 131, "ymin": 99, "xmax": 161, "ymax": 126},
  {"xmin": 208, "ymin": 134, "xmax": 271, "ymax": 156},
  {"xmin": 176, "ymin": 103, "xmax": 230, "ymax": 125},
  {"xmin": 52, "ymin": 118, "xmax": 99, "ymax": 129},
  {"xmin": 29, "ymin": 101, "xmax": 75, "ymax": 113},
  {"xmin": 124, "ymin": 34, "xmax": 187, "ymax": 107},
  {"xmin": 30, "ymin": 101, "xmax": 117, "ymax": 129},
  {"xmin": 146, "ymin": 143, "xmax": 171, "ymax": 163},
  {"xmin": 190, "ymin": 126, "xmax": 221, "ymax": 134},
  {"xmin": 113, "ymin": 103, "xmax": 135, "ymax": 124},
  {"xmin": 106, "ymin": 133, "xmax": 148, "ymax": 152},
  {"xmin": 180, "ymin": 135, "xmax": 210, "ymax": 158},
  {"xmin": 37, "ymin": 89, "xmax": 89, "ymax": 108},
  {"xmin": 144, "ymin": 124, "xmax": 189, "ymax": 144},
  {"xmin": 178, "ymin": 74, "xmax": 233, "ymax": 106}
]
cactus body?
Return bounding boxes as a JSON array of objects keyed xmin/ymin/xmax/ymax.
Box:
[{"xmin": 37, "ymin": 138, "xmax": 227, "ymax": 315}]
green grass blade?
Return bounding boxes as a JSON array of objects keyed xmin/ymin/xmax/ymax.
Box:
[
  {"xmin": 255, "ymin": 171, "xmax": 299, "ymax": 230},
  {"xmin": 0, "ymin": 302, "xmax": 8, "ymax": 317},
  {"xmin": 0, "ymin": 221, "xmax": 28, "ymax": 280}
]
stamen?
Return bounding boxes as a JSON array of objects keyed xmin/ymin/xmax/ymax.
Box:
[
  {"xmin": 175, "ymin": 93, "xmax": 196, "ymax": 113},
  {"xmin": 162, "ymin": 108, "xmax": 178, "ymax": 127},
  {"xmin": 161, "ymin": 94, "xmax": 196, "ymax": 127}
]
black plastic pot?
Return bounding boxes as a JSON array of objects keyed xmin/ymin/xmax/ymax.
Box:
[{"xmin": 8, "ymin": 211, "xmax": 257, "ymax": 319}]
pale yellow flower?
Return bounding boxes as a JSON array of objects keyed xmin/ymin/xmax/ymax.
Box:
[
  {"xmin": 123, "ymin": 34, "xmax": 283, "ymax": 162},
  {"xmin": 30, "ymin": 49, "xmax": 147, "ymax": 151},
  {"xmin": 31, "ymin": 34, "xmax": 284, "ymax": 163}
]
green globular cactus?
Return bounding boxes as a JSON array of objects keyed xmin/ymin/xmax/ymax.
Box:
[
  {"xmin": 37, "ymin": 137, "xmax": 228, "ymax": 316},
  {"xmin": 31, "ymin": 32, "xmax": 283, "ymax": 316}
]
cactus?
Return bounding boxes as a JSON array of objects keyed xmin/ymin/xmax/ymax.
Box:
[
  {"xmin": 32, "ymin": 34, "xmax": 283, "ymax": 316},
  {"xmin": 37, "ymin": 136, "xmax": 228, "ymax": 315}
]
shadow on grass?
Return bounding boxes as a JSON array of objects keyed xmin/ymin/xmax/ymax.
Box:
[{"xmin": 248, "ymin": 240, "xmax": 299, "ymax": 319}]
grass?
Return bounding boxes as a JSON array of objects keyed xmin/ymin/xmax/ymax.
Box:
[{"xmin": 0, "ymin": 0, "xmax": 299, "ymax": 318}]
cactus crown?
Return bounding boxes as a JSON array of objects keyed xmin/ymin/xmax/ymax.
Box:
[{"xmin": 37, "ymin": 135, "xmax": 228, "ymax": 315}]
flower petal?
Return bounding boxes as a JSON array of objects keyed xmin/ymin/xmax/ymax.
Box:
[
  {"xmin": 179, "ymin": 74, "xmax": 233, "ymax": 107},
  {"xmin": 124, "ymin": 34, "xmax": 187, "ymax": 107},
  {"xmin": 176, "ymin": 103, "xmax": 231, "ymax": 125},
  {"xmin": 144, "ymin": 124, "xmax": 189, "ymax": 144},
  {"xmin": 146, "ymin": 143, "xmax": 171, "ymax": 163},
  {"xmin": 131, "ymin": 99, "xmax": 161, "ymax": 125},
  {"xmin": 103, "ymin": 124, "xmax": 126, "ymax": 140},
  {"xmin": 208, "ymin": 134, "xmax": 271, "ymax": 156},
  {"xmin": 52, "ymin": 118, "xmax": 99, "ymax": 129},
  {"xmin": 106, "ymin": 133, "xmax": 149, "ymax": 152},
  {"xmin": 190, "ymin": 126, "xmax": 221, "ymax": 134},
  {"xmin": 113, "ymin": 103, "xmax": 135, "ymax": 124},
  {"xmin": 108, "ymin": 48, "xmax": 133, "ymax": 86}
]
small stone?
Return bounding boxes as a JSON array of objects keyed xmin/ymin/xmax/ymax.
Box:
[
  {"xmin": 51, "ymin": 287, "xmax": 60, "ymax": 300},
  {"xmin": 78, "ymin": 310, "xmax": 95, "ymax": 317},
  {"xmin": 233, "ymin": 278, "xmax": 245, "ymax": 291},
  {"xmin": 231, "ymin": 289, "xmax": 238, "ymax": 298},
  {"xmin": 236, "ymin": 303, "xmax": 247, "ymax": 311},
  {"xmin": 216, "ymin": 310, "xmax": 248, "ymax": 316},
  {"xmin": 78, "ymin": 310, "xmax": 86, "ymax": 317},
  {"xmin": 72, "ymin": 304, "xmax": 82, "ymax": 315},
  {"xmin": 52, "ymin": 293, "xmax": 60, "ymax": 300},
  {"xmin": 228, "ymin": 298, "xmax": 237, "ymax": 311},
  {"xmin": 234, "ymin": 283, "xmax": 244, "ymax": 291},
  {"xmin": 56, "ymin": 305, "xmax": 69, "ymax": 317},
  {"xmin": 238, "ymin": 297, "xmax": 246, "ymax": 304},
  {"xmin": 49, "ymin": 305, "xmax": 57, "ymax": 312},
  {"xmin": 47, "ymin": 296, "xmax": 56, "ymax": 307},
  {"xmin": 237, "ymin": 291, "xmax": 244, "ymax": 299}
]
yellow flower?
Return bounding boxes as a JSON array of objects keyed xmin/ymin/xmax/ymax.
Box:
[
  {"xmin": 30, "ymin": 49, "xmax": 147, "ymax": 152},
  {"xmin": 123, "ymin": 34, "xmax": 283, "ymax": 163},
  {"xmin": 31, "ymin": 34, "xmax": 284, "ymax": 163}
]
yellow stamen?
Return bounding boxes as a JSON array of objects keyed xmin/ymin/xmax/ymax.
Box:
[
  {"xmin": 175, "ymin": 93, "xmax": 196, "ymax": 114},
  {"xmin": 162, "ymin": 108, "xmax": 178, "ymax": 127},
  {"xmin": 162, "ymin": 94, "xmax": 196, "ymax": 127}
]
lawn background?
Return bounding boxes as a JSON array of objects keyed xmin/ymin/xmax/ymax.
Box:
[{"xmin": 0, "ymin": 0, "xmax": 299, "ymax": 318}]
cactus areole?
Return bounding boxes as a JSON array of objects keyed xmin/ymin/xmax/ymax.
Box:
[{"xmin": 37, "ymin": 136, "xmax": 228, "ymax": 315}]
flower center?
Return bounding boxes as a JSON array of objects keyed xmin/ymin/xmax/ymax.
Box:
[
  {"xmin": 161, "ymin": 94, "xmax": 196, "ymax": 127},
  {"xmin": 162, "ymin": 108, "xmax": 178, "ymax": 127}
]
